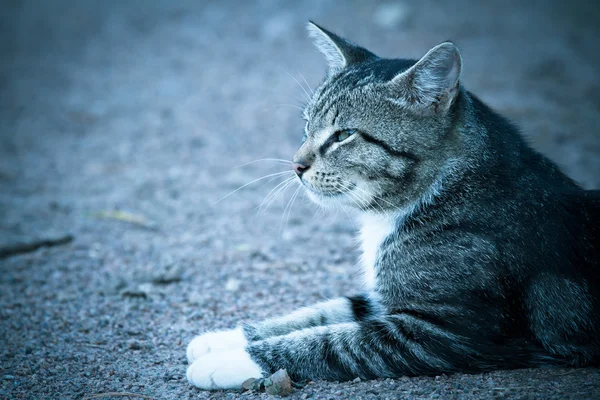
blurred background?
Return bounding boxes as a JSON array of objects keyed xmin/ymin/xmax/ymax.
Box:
[{"xmin": 1, "ymin": 1, "xmax": 599, "ymax": 399}]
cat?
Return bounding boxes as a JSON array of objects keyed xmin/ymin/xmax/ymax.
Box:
[{"xmin": 186, "ymin": 22, "xmax": 600, "ymax": 390}]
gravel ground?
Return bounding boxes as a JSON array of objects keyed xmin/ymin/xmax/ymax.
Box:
[{"xmin": 1, "ymin": 1, "xmax": 599, "ymax": 399}]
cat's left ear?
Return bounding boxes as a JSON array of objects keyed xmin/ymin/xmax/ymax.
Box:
[
  {"xmin": 388, "ymin": 42, "xmax": 462, "ymax": 114},
  {"xmin": 307, "ymin": 21, "xmax": 377, "ymax": 72}
]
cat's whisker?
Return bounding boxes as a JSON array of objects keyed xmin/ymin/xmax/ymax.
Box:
[
  {"xmin": 345, "ymin": 188, "xmax": 373, "ymax": 215},
  {"xmin": 285, "ymin": 184, "xmax": 303, "ymax": 231},
  {"xmin": 332, "ymin": 180, "xmax": 360, "ymax": 204},
  {"xmin": 335, "ymin": 184, "xmax": 373, "ymax": 216},
  {"xmin": 350, "ymin": 189, "xmax": 385, "ymax": 216},
  {"xmin": 213, "ymin": 170, "xmax": 294, "ymax": 205},
  {"xmin": 308, "ymin": 191, "xmax": 333, "ymax": 221},
  {"xmin": 260, "ymin": 174, "xmax": 296, "ymax": 198},
  {"xmin": 263, "ymin": 88, "xmax": 308, "ymax": 108},
  {"xmin": 351, "ymin": 183, "xmax": 398, "ymax": 211},
  {"xmin": 270, "ymin": 103, "xmax": 306, "ymax": 112},
  {"xmin": 338, "ymin": 179, "xmax": 398, "ymax": 215},
  {"xmin": 362, "ymin": 196, "xmax": 386, "ymax": 216},
  {"xmin": 296, "ymin": 69, "xmax": 314, "ymax": 95},
  {"xmin": 259, "ymin": 175, "xmax": 295, "ymax": 204},
  {"xmin": 309, "ymin": 195, "xmax": 325, "ymax": 222},
  {"xmin": 346, "ymin": 190, "xmax": 368, "ymax": 211},
  {"xmin": 261, "ymin": 176, "xmax": 298, "ymax": 212},
  {"xmin": 235, "ymin": 158, "xmax": 293, "ymax": 169},
  {"xmin": 280, "ymin": 184, "xmax": 302, "ymax": 235},
  {"xmin": 339, "ymin": 202, "xmax": 358, "ymax": 232},
  {"xmin": 285, "ymin": 71, "xmax": 312, "ymax": 103},
  {"xmin": 292, "ymin": 96, "xmax": 309, "ymax": 106},
  {"xmin": 373, "ymin": 181, "xmax": 401, "ymax": 211},
  {"xmin": 336, "ymin": 180, "xmax": 379, "ymax": 214},
  {"xmin": 258, "ymin": 176, "xmax": 297, "ymax": 213}
]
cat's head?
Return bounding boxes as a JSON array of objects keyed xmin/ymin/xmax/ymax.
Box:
[{"xmin": 294, "ymin": 22, "xmax": 463, "ymax": 213}]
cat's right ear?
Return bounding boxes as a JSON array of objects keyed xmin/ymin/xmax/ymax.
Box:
[
  {"xmin": 388, "ymin": 42, "xmax": 462, "ymax": 114},
  {"xmin": 307, "ymin": 21, "xmax": 376, "ymax": 72}
]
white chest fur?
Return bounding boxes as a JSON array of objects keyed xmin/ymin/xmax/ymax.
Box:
[{"xmin": 358, "ymin": 213, "xmax": 395, "ymax": 290}]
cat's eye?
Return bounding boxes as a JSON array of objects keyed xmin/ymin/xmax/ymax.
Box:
[{"xmin": 335, "ymin": 129, "xmax": 356, "ymax": 142}]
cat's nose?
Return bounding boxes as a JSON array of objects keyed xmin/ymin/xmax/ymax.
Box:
[{"xmin": 292, "ymin": 162, "xmax": 310, "ymax": 177}]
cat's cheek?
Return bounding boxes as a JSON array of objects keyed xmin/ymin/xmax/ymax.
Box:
[
  {"xmin": 186, "ymin": 328, "xmax": 248, "ymax": 363},
  {"xmin": 186, "ymin": 349, "xmax": 264, "ymax": 390}
]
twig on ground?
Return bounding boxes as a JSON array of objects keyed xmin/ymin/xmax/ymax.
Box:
[
  {"xmin": 82, "ymin": 392, "xmax": 155, "ymax": 400},
  {"xmin": 0, "ymin": 234, "xmax": 73, "ymax": 259},
  {"xmin": 91, "ymin": 210, "xmax": 158, "ymax": 230}
]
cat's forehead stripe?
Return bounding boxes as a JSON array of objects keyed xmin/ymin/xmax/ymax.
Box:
[
  {"xmin": 312, "ymin": 87, "xmax": 338, "ymax": 121},
  {"xmin": 310, "ymin": 68, "xmax": 360, "ymax": 120},
  {"xmin": 309, "ymin": 59, "xmax": 418, "ymax": 120}
]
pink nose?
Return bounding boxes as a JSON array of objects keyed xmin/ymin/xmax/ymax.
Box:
[{"xmin": 292, "ymin": 162, "xmax": 309, "ymax": 176}]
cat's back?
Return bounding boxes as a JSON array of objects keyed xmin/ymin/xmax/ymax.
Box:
[
  {"xmin": 458, "ymin": 93, "xmax": 600, "ymax": 363},
  {"xmin": 463, "ymin": 93, "xmax": 596, "ymax": 262}
]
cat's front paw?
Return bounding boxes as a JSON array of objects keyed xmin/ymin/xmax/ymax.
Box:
[
  {"xmin": 186, "ymin": 328, "xmax": 247, "ymax": 363},
  {"xmin": 186, "ymin": 348, "xmax": 264, "ymax": 390}
]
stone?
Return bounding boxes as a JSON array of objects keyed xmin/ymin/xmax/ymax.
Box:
[{"xmin": 264, "ymin": 369, "xmax": 292, "ymax": 396}]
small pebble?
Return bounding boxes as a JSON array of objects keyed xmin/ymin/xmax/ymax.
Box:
[
  {"xmin": 241, "ymin": 378, "xmax": 256, "ymax": 391},
  {"xmin": 120, "ymin": 288, "xmax": 148, "ymax": 299},
  {"xmin": 151, "ymin": 263, "xmax": 183, "ymax": 285},
  {"xmin": 265, "ymin": 369, "xmax": 293, "ymax": 396},
  {"xmin": 252, "ymin": 378, "xmax": 266, "ymax": 391},
  {"xmin": 128, "ymin": 340, "xmax": 142, "ymax": 350}
]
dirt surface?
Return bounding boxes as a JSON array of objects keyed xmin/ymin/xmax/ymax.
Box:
[{"xmin": 1, "ymin": 1, "xmax": 599, "ymax": 399}]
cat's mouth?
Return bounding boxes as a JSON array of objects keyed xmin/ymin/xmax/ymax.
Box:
[{"xmin": 300, "ymin": 178, "xmax": 355, "ymax": 194}]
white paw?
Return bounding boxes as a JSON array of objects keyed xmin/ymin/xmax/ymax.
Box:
[
  {"xmin": 186, "ymin": 328, "xmax": 247, "ymax": 363},
  {"xmin": 186, "ymin": 348, "xmax": 264, "ymax": 390}
]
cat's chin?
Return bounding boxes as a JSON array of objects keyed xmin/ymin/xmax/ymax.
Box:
[{"xmin": 304, "ymin": 188, "xmax": 360, "ymax": 210}]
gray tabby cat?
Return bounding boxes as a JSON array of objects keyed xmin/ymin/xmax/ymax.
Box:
[{"xmin": 186, "ymin": 22, "xmax": 600, "ymax": 390}]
